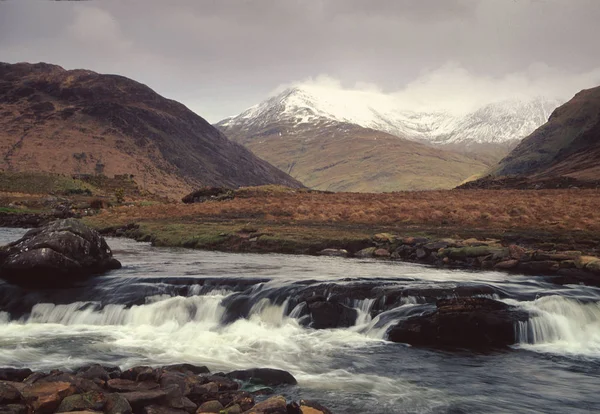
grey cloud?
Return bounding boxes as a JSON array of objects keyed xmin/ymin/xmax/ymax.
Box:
[{"xmin": 1, "ymin": 0, "xmax": 599, "ymax": 121}]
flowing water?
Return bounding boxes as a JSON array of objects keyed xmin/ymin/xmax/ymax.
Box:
[{"xmin": 0, "ymin": 228, "xmax": 599, "ymax": 413}]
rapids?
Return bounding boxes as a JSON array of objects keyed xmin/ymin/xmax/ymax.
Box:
[{"xmin": 0, "ymin": 228, "xmax": 599, "ymax": 413}]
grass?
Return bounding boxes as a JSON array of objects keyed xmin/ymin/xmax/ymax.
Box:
[
  {"xmin": 0, "ymin": 171, "xmax": 96, "ymax": 195},
  {"xmin": 81, "ymin": 188, "xmax": 600, "ymax": 255}
]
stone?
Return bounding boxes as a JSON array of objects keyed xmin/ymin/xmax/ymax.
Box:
[
  {"xmin": 119, "ymin": 389, "xmax": 167, "ymax": 411},
  {"xmin": 121, "ymin": 366, "xmax": 159, "ymax": 383},
  {"xmin": 202, "ymin": 376, "xmax": 238, "ymax": 392},
  {"xmin": 509, "ymin": 245, "xmax": 527, "ymax": 260},
  {"xmin": 387, "ymin": 297, "xmax": 529, "ymax": 349},
  {"xmin": 76, "ymin": 365, "xmax": 111, "ymax": 382},
  {"xmin": 575, "ymin": 256, "xmax": 599, "ymax": 269},
  {"xmin": 0, "ymin": 404, "xmax": 28, "ymax": 414},
  {"xmin": 494, "ymin": 260, "xmax": 519, "ymax": 270},
  {"xmin": 37, "ymin": 373, "xmax": 103, "ymax": 394},
  {"xmin": 585, "ymin": 259, "xmax": 600, "ymax": 274},
  {"xmin": 104, "ymin": 393, "xmax": 132, "ymax": 414},
  {"xmin": 0, "ymin": 381, "xmax": 22, "ymax": 404},
  {"xmin": 373, "ymin": 233, "xmax": 396, "ymax": 244},
  {"xmin": 196, "ymin": 400, "xmax": 223, "ymax": 413},
  {"xmin": 308, "ymin": 301, "xmax": 358, "ymax": 329},
  {"xmin": 423, "ymin": 241, "xmax": 449, "ymax": 251},
  {"xmin": 316, "ymin": 249, "xmax": 348, "ymax": 258},
  {"xmin": 300, "ymin": 400, "xmax": 333, "ymax": 414},
  {"xmin": 0, "ymin": 368, "xmax": 32, "ymax": 382},
  {"xmin": 143, "ymin": 405, "xmax": 188, "ymax": 414},
  {"xmin": 107, "ymin": 379, "xmax": 160, "ymax": 393},
  {"xmin": 220, "ymin": 404, "xmax": 241, "ymax": 414},
  {"xmin": 21, "ymin": 381, "xmax": 77, "ymax": 414},
  {"xmin": 226, "ymin": 369, "xmax": 297, "ymax": 386},
  {"xmin": 440, "ymin": 246, "xmax": 508, "ymax": 260},
  {"xmin": 162, "ymin": 365, "xmax": 209, "ymax": 376},
  {"xmin": 415, "ymin": 248, "xmax": 428, "ymax": 260},
  {"xmin": 373, "ymin": 248, "xmax": 390, "ymax": 258},
  {"xmin": 533, "ymin": 251, "xmax": 581, "ymax": 261},
  {"xmin": 354, "ymin": 247, "xmax": 377, "ymax": 258},
  {"xmin": 244, "ymin": 395, "xmax": 287, "ymax": 414},
  {"xmin": 517, "ymin": 261, "xmax": 560, "ymax": 274},
  {"xmin": 56, "ymin": 391, "xmax": 107, "ymax": 412},
  {"xmin": 0, "ymin": 219, "xmax": 121, "ymax": 287}
]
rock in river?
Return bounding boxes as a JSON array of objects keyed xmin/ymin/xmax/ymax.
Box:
[
  {"xmin": 0, "ymin": 218, "xmax": 121, "ymax": 287},
  {"xmin": 387, "ymin": 297, "xmax": 529, "ymax": 349}
]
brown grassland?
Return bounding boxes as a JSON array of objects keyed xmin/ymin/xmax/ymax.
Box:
[{"xmin": 82, "ymin": 186, "xmax": 600, "ymax": 254}]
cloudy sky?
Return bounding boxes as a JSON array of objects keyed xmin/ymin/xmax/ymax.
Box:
[{"xmin": 1, "ymin": 0, "xmax": 600, "ymax": 121}]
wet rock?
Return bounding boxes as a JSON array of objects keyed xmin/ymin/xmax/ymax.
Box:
[
  {"xmin": 373, "ymin": 248, "xmax": 390, "ymax": 258},
  {"xmin": 76, "ymin": 365, "xmax": 111, "ymax": 382},
  {"xmin": 415, "ymin": 248, "xmax": 428, "ymax": 260},
  {"xmin": 0, "ymin": 368, "xmax": 32, "ymax": 382},
  {"xmin": 56, "ymin": 391, "xmax": 107, "ymax": 412},
  {"xmin": 387, "ymin": 297, "xmax": 529, "ymax": 349},
  {"xmin": 220, "ymin": 404, "xmax": 241, "ymax": 414},
  {"xmin": 509, "ymin": 245, "xmax": 528, "ymax": 260},
  {"xmin": 373, "ymin": 233, "xmax": 396, "ymax": 244},
  {"xmin": 107, "ymin": 379, "xmax": 160, "ymax": 393},
  {"xmin": 162, "ymin": 365, "xmax": 209, "ymax": 376},
  {"xmin": 299, "ymin": 400, "xmax": 333, "ymax": 414},
  {"xmin": 423, "ymin": 241, "xmax": 449, "ymax": 251},
  {"xmin": 494, "ymin": 259, "xmax": 519, "ymax": 270},
  {"xmin": 0, "ymin": 382, "xmax": 22, "ymax": 404},
  {"xmin": 533, "ymin": 251, "xmax": 581, "ymax": 261},
  {"xmin": 585, "ymin": 259, "xmax": 600, "ymax": 274},
  {"xmin": 354, "ymin": 247, "xmax": 377, "ymax": 258},
  {"xmin": 119, "ymin": 389, "xmax": 167, "ymax": 411},
  {"xmin": 104, "ymin": 393, "xmax": 132, "ymax": 414},
  {"xmin": 0, "ymin": 404, "xmax": 28, "ymax": 414},
  {"xmin": 226, "ymin": 369, "xmax": 297, "ymax": 386},
  {"xmin": 0, "ymin": 218, "xmax": 121, "ymax": 287},
  {"xmin": 308, "ymin": 301, "xmax": 358, "ymax": 329},
  {"xmin": 245, "ymin": 395, "xmax": 287, "ymax": 414},
  {"xmin": 316, "ymin": 249, "xmax": 348, "ymax": 258},
  {"xmin": 439, "ymin": 246, "xmax": 508, "ymax": 260},
  {"xmin": 37, "ymin": 372, "xmax": 103, "ymax": 393},
  {"xmin": 517, "ymin": 261, "xmax": 560, "ymax": 274},
  {"xmin": 21, "ymin": 381, "xmax": 77, "ymax": 414},
  {"xmin": 196, "ymin": 400, "xmax": 223, "ymax": 413},
  {"xmin": 143, "ymin": 405, "xmax": 188, "ymax": 414},
  {"xmin": 202, "ymin": 376, "xmax": 239, "ymax": 392},
  {"xmin": 121, "ymin": 367, "xmax": 159, "ymax": 383}
]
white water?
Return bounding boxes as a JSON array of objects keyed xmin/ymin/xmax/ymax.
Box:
[{"xmin": 512, "ymin": 296, "xmax": 600, "ymax": 357}]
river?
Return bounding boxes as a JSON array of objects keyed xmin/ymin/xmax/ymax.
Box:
[{"xmin": 0, "ymin": 228, "xmax": 599, "ymax": 413}]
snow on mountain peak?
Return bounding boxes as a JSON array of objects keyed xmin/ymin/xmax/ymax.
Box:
[{"xmin": 218, "ymin": 85, "xmax": 563, "ymax": 145}]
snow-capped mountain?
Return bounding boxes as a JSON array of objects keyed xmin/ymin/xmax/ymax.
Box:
[{"xmin": 217, "ymin": 85, "xmax": 562, "ymax": 148}]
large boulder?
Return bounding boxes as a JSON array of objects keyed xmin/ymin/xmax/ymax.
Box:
[
  {"xmin": 308, "ymin": 301, "xmax": 358, "ymax": 329},
  {"xmin": 0, "ymin": 219, "xmax": 121, "ymax": 287},
  {"xmin": 387, "ymin": 297, "xmax": 529, "ymax": 349}
]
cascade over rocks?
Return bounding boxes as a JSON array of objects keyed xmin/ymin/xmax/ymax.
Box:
[
  {"xmin": 0, "ymin": 219, "xmax": 121, "ymax": 287},
  {"xmin": 387, "ymin": 297, "xmax": 530, "ymax": 349}
]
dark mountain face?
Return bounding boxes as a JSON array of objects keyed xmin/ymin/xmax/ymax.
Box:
[
  {"xmin": 460, "ymin": 86, "xmax": 600, "ymax": 189},
  {"xmin": 0, "ymin": 62, "xmax": 302, "ymax": 197}
]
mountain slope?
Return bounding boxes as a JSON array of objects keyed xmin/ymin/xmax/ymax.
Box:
[
  {"xmin": 218, "ymin": 113, "xmax": 493, "ymax": 192},
  {"xmin": 459, "ymin": 86, "xmax": 600, "ymax": 189},
  {"xmin": 0, "ymin": 62, "xmax": 302, "ymax": 198}
]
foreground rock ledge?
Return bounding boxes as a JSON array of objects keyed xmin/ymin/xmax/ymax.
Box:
[
  {"xmin": 0, "ymin": 219, "xmax": 121, "ymax": 287},
  {"xmin": 0, "ymin": 365, "xmax": 331, "ymax": 414}
]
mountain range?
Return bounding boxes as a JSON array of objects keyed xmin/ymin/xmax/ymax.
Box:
[
  {"xmin": 217, "ymin": 85, "xmax": 561, "ymax": 191},
  {"xmin": 0, "ymin": 62, "xmax": 302, "ymax": 197}
]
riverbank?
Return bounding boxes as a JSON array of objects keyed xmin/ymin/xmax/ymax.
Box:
[
  {"xmin": 2, "ymin": 187, "xmax": 600, "ymax": 285},
  {"xmin": 0, "ymin": 364, "xmax": 330, "ymax": 414}
]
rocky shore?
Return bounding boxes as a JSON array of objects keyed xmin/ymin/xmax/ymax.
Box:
[
  {"xmin": 316, "ymin": 232, "xmax": 600, "ymax": 286},
  {"xmin": 0, "ymin": 365, "xmax": 331, "ymax": 414}
]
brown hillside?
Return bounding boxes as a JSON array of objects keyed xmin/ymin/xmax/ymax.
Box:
[
  {"xmin": 461, "ymin": 86, "xmax": 600, "ymax": 189},
  {"xmin": 219, "ymin": 120, "xmax": 494, "ymax": 192},
  {"xmin": 0, "ymin": 62, "xmax": 302, "ymax": 198}
]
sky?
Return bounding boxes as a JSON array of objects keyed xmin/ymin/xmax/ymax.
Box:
[{"xmin": 1, "ymin": 0, "xmax": 600, "ymax": 121}]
